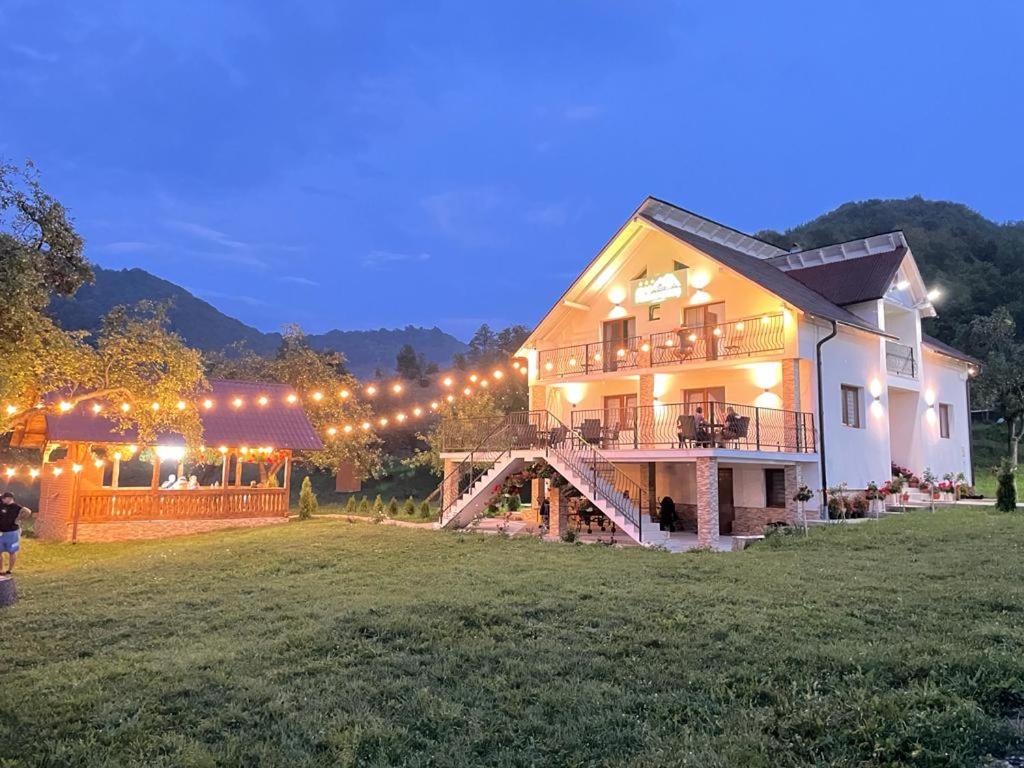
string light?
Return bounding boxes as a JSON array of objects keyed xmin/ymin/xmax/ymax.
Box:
[
  {"xmin": 203, "ymin": 399, "xmax": 214, "ymax": 409},
  {"xmin": 151, "ymin": 402, "xmax": 160, "ymax": 411},
  {"xmin": 232, "ymin": 397, "xmax": 243, "ymax": 408},
  {"xmin": 58, "ymin": 401, "xmax": 73, "ymax": 412},
  {"xmin": 176, "ymin": 400, "xmax": 187, "ymax": 410},
  {"xmin": 365, "ymin": 385, "xmax": 377, "ymax": 396},
  {"xmin": 257, "ymin": 396, "xmax": 269, "ymax": 406},
  {"xmin": 312, "ymin": 391, "xmax": 323, "ymax": 402},
  {"xmin": 286, "ymin": 393, "xmax": 298, "ymax": 404},
  {"xmin": 391, "ymin": 383, "xmax": 403, "ymax": 394},
  {"xmin": 4, "ymin": 405, "xmax": 16, "ymax": 415},
  {"xmin": 339, "ymin": 389, "xmax": 350, "ymax": 399},
  {"xmin": 92, "ymin": 403, "xmax": 103, "ymax": 414},
  {"xmin": 121, "ymin": 403, "xmax": 131, "ymax": 413}
]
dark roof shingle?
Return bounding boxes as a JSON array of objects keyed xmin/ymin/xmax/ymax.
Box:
[{"xmin": 783, "ymin": 248, "xmax": 907, "ymax": 306}]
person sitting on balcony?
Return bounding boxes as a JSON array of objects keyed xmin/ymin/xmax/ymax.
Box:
[
  {"xmin": 659, "ymin": 496, "xmax": 677, "ymax": 533},
  {"xmin": 693, "ymin": 406, "xmax": 711, "ymax": 445},
  {"xmin": 720, "ymin": 406, "xmax": 741, "ymax": 442},
  {"xmin": 160, "ymin": 473, "xmax": 177, "ymax": 490}
]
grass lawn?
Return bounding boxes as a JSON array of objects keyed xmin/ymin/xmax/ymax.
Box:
[{"xmin": 3, "ymin": 510, "xmax": 1024, "ymax": 767}]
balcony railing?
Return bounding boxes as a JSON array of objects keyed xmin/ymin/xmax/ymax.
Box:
[
  {"xmin": 886, "ymin": 341, "xmax": 917, "ymax": 378},
  {"xmin": 570, "ymin": 400, "xmax": 817, "ymax": 453},
  {"xmin": 535, "ymin": 313, "xmax": 785, "ymax": 380},
  {"xmin": 649, "ymin": 313, "xmax": 785, "ymax": 367},
  {"xmin": 537, "ymin": 335, "xmax": 642, "ymax": 379}
]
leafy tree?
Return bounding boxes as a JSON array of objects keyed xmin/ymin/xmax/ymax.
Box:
[
  {"xmin": 395, "ymin": 344, "xmax": 427, "ymax": 381},
  {"xmin": 0, "ymin": 162, "xmax": 206, "ymax": 446},
  {"xmin": 207, "ymin": 326, "xmax": 382, "ymax": 479},
  {"xmin": 297, "ymin": 476, "xmax": 318, "ymax": 519},
  {"xmin": 957, "ymin": 307, "xmax": 1024, "ymax": 465},
  {"xmin": 407, "ymin": 392, "xmax": 505, "ymax": 473}
]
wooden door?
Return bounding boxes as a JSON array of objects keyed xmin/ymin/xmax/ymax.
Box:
[
  {"xmin": 684, "ymin": 302, "xmax": 724, "ymax": 360},
  {"xmin": 718, "ymin": 467, "xmax": 735, "ymax": 535},
  {"xmin": 602, "ymin": 318, "xmax": 635, "ymax": 372}
]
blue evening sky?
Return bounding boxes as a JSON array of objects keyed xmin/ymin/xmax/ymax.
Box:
[{"xmin": 2, "ymin": 2, "xmax": 1021, "ymax": 340}]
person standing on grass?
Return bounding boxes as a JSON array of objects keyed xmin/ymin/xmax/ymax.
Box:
[{"xmin": 0, "ymin": 492, "xmax": 32, "ymax": 575}]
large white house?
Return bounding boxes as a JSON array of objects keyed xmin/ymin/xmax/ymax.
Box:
[{"xmin": 438, "ymin": 197, "xmax": 977, "ymax": 550}]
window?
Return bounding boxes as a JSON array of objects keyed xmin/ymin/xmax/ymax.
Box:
[
  {"xmin": 841, "ymin": 385, "xmax": 861, "ymax": 428},
  {"xmin": 939, "ymin": 403, "xmax": 951, "ymax": 438},
  {"xmin": 765, "ymin": 469, "xmax": 786, "ymax": 508},
  {"xmin": 648, "ymin": 303, "xmax": 661, "ymax": 321}
]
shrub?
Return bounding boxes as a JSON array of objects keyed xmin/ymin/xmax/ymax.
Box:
[
  {"xmin": 297, "ymin": 476, "xmax": 318, "ymax": 519},
  {"xmin": 560, "ymin": 529, "xmax": 577, "ymax": 543},
  {"xmin": 507, "ymin": 494, "xmax": 521, "ymax": 512},
  {"xmin": 357, "ymin": 497, "xmax": 370, "ymax": 515},
  {"xmin": 848, "ymin": 493, "xmax": 869, "ymax": 518},
  {"xmin": 995, "ymin": 460, "xmax": 1017, "ymax": 512},
  {"xmin": 344, "ymin": 496, "xmax": 357, "ymax": 515},
  {"xmin": 402, "ymin": 497, "xmax": 416, "ymax": 517},
  {"xmin": 418, "ymin": 500, "xmax": 432, "ymax": 518},
  {"xmin": 372, "ymin": 495, "xmax": 384, "ymax": 514},
  {"xmin": 386, "ymin": 497, "xmax": 400, "ymax": 517}
]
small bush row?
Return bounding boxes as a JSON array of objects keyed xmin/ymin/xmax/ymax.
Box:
[{"xmin": 343, "ymin": 494, "xmax": 434, "ymax": 519}]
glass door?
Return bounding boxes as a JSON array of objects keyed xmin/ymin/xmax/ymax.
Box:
[
  {"xmin": 602, "ymin": 318, "xmax": 635, "ymax": 372},
  {"xmin": 683, "ymin": 302, "xmax": 724, "ymax": 361}
]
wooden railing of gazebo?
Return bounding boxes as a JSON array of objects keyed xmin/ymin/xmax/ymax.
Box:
[{"xmin": 76, "ymin": 487, "xmax": 288, "ymax": 523}]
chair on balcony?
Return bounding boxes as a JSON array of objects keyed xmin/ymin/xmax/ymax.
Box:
[
  {"xmin": 719, "ymin": 416, "xmax": 750, "ymax": 448},
  {"xmin": 511, "ymin": 423, "xmax": 539, "ymax": 450},
  {"xmin": 580, "ymin": 419, "xmax": 602, "ymax": 445},
  {"xmin": 547, "ymin": 425, "xmax": 568, "ymax": 449},
  {"xmin": 602, "ymin": 426, "xmax": 620, "ymax": 449},
  {"xmin": 676, "ymin": 414, "xmax": 697, "ymax": 448}
]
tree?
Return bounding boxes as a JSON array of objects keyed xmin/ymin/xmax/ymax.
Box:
[
  {"xmin": 407, "ymin": 392, "xmax": 505, "ymax": 474},
  {"xmin": 298, "ymin": 476, "xmax": 318, "ymax": 519},
  {"xmin": 0, "ymin": 162, "xmax": 205, "ymax": 446},
  {"xmin": 996, "ymin": 459, "xmax": 1017, "ymax": 511},
  {"xmin": 957, "ymin": 307, "xmax": 1024, "ymax": 465},
  {"xmin": 207, "ymin": 326, "xmax": 383, "ymax": 479},
  {"xmin": 395, "ymin": 344, "xmax": 427, "ymax": 381}
]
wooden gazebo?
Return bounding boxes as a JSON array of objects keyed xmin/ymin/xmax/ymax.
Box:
[{"xmin": 11, "ymin": 380, "xmax": 323, "ymax": 542}]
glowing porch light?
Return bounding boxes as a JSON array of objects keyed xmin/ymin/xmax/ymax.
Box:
[
  {"xmin": 29, "ymin": 468, "xmax": 39, "ymax": 479},
  {"xmin": 4, "ymin": 468, "xmax": 14, "ymax": 478},
  {"xmin": 154, "ymin": 445, "xmax": 186, "ymax": 462},
  {"xmin": 94, "ymin": 459, "xmax": 104, "ymax": 468},
  {"xmin": 218, "ymin": 446, "xmax": 228, "ymax": 454},
  {"xmin": 512, "ymin": 361, "xmax": 521, "ymax": 370},
  {"xmin": 544, "ymin": 361, "xmax": 554, "ymax": 371},
  {"xmin": 895, "ymin": 279, "xmax": 910, "ymax": 291},
  {"xmin": 926, "ymin": 288, "xmax": 941, "ymax": 302},
  {"xmin": 519, "ymin": 366, "xmax": 528, "ymax": 374},
  {"xmin": 616, "ymin": 348, "xmax": 626, "ymax": 358},
  {"xmin": 761, "ymin": 314, "xmax": 771, "ymax": 325},
  {"xmin": 689, "ymin": 290, "xmax": 710, "ymax": 305},
  {"xmin": 4, "ymin": 405, "xmax": 16, "ymax": 415},
  {"xmin": 640, "ymin": 342, "xmax": 650, "ymax": 353},
  {"xmin": 568, "ymin": 358, "xmax": 577, "ymax": 367},
  {"xmin": 735, "ymin": 321, "xmax": 745, "ymax": 332},
  {"xmin": 58, "ymin": 401, "xmax": 73, "ymax": 412},
  {"xmin": 607, "ymin": 285, "xmax": 627, "ymax": 305},
  {"xmin": 493, "ymin": 370, "xmax": 503, "ymax": 379},
  {"xmin": 712, "ymin": 327, "xmax": 722, "ymax": 337},
  {"xmin": 869, "ymin": 379, "xmax": 883, "ymax": 400},
  {"xmin": 443, "ymin": 376, "xmax": 454, "ymax": 387},
  {"xmin": 689, "ymin": 270, "xmax": 711, "ymax": 290},
  {"xmin": 52, "ymin": 467, "xmax": 63, "ymax": 476},
  {"xmin": 688, "ymin": 333, "xmax": 698, "ymax": 343},
  {"xmin": 71, "ymin": 463, "xmax": 83, "ymax": 474},
  {"xmin": 127, "ymin": 445, "xmax": 137, "ymax": 454}
]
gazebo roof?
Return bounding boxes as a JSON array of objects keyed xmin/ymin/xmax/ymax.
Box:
[{"xmin": 12, "ymin": 379, "xmax": 324, "ymax": 450}]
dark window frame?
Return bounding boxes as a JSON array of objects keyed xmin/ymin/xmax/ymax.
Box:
[
  {"xmin": 841, "ymin": 385, "xmax": 861, "ymax": 428},
  {"xmin": 764, "ymin": 468, "xmax": 786, "ymax": 509},
  {"xmin": 938, "ymin": 403, "xmax": 951, "ymax": 438}
]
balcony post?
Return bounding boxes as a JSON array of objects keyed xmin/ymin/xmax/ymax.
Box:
[
  {"xmin": 755, "ymin": 407, "xmax": 761, "ymax": 451},
  {"xmin": 782, "ymin": 359, "xmax": 801, "ymax": 451},
  {"xmin": 638, "ymin": 374, "xmax": 655, "ymax": 448}
]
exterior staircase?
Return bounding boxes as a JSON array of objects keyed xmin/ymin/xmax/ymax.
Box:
[{"xmin": 435, "ymin": 410, "xmax": 693, "ymax": 550}]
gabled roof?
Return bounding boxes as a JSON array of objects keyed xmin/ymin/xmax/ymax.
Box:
[
  {"xmin": 639, "ymin": 214, "xmax": 893, "ymax": 338},
  {"xmin": 783, "ymin": 247, "xmax": 907, "ymax": 306},
  {"xmin": 921, "ymin": 334, "xmax": 980, "ymax": 366},
  {"xmin": 16, "ymin": 380, "xmax": 323, "ymax": 450}
]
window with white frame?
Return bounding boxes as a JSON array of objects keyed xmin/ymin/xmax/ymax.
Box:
[
  {"xmin": 841, "ymin": 385, "xmax": 862, "ymax": 428},
  {"xmin": 939, "ymin": 403, "xmax": 951, "ymax": 438}
]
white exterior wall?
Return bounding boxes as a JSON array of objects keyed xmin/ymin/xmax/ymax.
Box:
[{"xmin": 917, "ymin": 351, "xmax": 972, "ymax": 479}]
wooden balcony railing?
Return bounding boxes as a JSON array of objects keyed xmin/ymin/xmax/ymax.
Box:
[
  {"xmin": 76, "ymin": 487, "xmax": 289, "ymax": 524},
  {"xmin": 535, "ymin": 313, "xmax": 785, "ymax": 380},
  {"xmin": 886, "ymin": 341, "xmax": 917, "ymax": 378},
  {"xmin": 570, "ymin": 400, "xmax": 817, "ymax": 453}
]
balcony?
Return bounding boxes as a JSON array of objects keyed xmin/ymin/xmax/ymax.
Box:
[
  {"xmin": 886, "ymin": 341, "xmax": 917, "ymax": 378},
  {"xmin": 571, "ymin": 400, "xmax": 816, "ymax": 453},
  {"xmin": 536, "ymin": 312, "xmax": 786, "ymax": 380}
]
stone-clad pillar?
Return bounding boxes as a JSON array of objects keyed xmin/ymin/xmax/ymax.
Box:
[
  {"xmin": 782, "ymin": 359, "xmax": 801, "ymax": 450},
  {"xmin": 528, "ymin": 478, "xmax": 545, "ymax": 524},
  {"xmin": 696, "ymin": 457, "xmax": 719, "ymax": 549},
  {"xmin": 638, "ymin": 374, "xmax": 655, "ymax": 448},
  {"xmin": 548, "ymin": 488, "xmax": 569, "ymax": 539},
  {"xmin": 530, "ymin": 385, "xmax": 547, "ymax": 412},
  {"xmin": 784, "ymin": 464, "xmax": 803, "ymax": 527},
  {"xmin": 442, "ymin": 458, "xmax": 460, "ymax": 510}
]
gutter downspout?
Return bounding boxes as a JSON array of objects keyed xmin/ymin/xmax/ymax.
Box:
[
  {"xmin": 816, "ymin": 320, "xmax": 839, "ymax": 518},
  {"xmin": 966, "ymin": 375, "xmax": 975, "ymax": 486}
]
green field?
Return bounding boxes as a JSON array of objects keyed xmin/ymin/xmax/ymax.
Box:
[{"xmin": 2, "ymin": 509, "xmax": 1023, "ymax": 767}]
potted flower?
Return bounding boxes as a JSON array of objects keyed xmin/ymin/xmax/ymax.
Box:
[{"xmin": 864, "ymin": 481, "xmax": 885, "ymax": 517}]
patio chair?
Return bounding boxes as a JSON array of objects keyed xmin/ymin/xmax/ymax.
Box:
[
  {"xmin": 602, "ymin": 426, "xmax": 620, "ymax": 449},
  {"xmin": 512, "ymin": 423, "xmax": 538, "ymax": 449},
  {"xmin": 676, "ymin": 414, "xmax": 697, "ymax": 448},
  {"xmin": 547, "ymin": 425, "xmax": 568, "ymax": 449},
  {"xmin": 580, "ymin": 419, "xmax": 602, "ymax": 445},
  {"xmin": 719, "ymin": 416, "xmax": 750, "ymax": 448}
]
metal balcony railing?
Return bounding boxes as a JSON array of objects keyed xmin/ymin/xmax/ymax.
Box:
[
  {"xmin": 534, "ymin": 313, "xmax": 786, "ymax": 380},
  {"xmin": 569, "ymin": 400, "xmax": 817, "ymax": 453},
  {"xmin": 886, "ymin": 341, "xmax": 917, "ymax": 378}
]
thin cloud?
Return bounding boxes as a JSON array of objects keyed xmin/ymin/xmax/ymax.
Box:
[
  {"xmin": 94, "ymin": 241, "xmax": 162, "ymax": 254},
  {"xmin": 8, "ymin": 44, "xmax": 58, "ymax": 63},
  {"xmin": 281, "ymin": 275, "xmax": 319, "ymax": 286},
  {"xmin": 165, "ymin": 219, "xmax": 247, "ymax": 249},
  {"xmin": 362, "ymin": 250, "xmax": 431, "ymax": 268},
  {"xmin": 196, "ymin": 289, "xmax": 271, "ymax": 308}
]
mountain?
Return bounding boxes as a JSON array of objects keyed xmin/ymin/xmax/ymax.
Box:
[
  {"xmin": 48, "ymin": 267, "xmax": 467, "ymax": 377},
  {"xmin": 756, "ymin": 197, "xmax": 1024, "ymax": 345}
]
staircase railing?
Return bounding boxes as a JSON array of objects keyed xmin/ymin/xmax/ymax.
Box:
[
  {"xmin": 507, "ymin": 410, "xmax": 647, "ymax": 541},
  {"xmin": 434, "ymin": 421, "xmax": 515, "ymax": 526}
]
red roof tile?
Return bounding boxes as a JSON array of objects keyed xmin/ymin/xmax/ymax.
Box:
[{"xmin": 43, "ymin": 379, "xmax": 324, "ymax": 450}]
